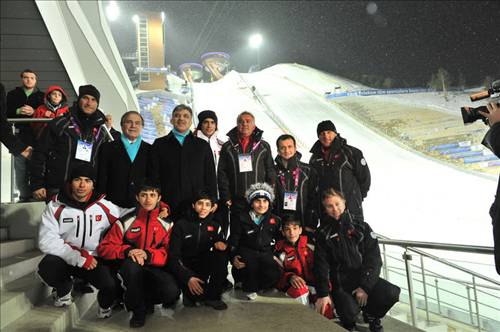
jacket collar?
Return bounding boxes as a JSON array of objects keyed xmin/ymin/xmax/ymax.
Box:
[
  {"xmin": 309, "ymin": 135, "xmax": 346, "ymax": 156},
  {"xmin": 275, "ymin": 151, "xmax": 302, "ymax": 171}
]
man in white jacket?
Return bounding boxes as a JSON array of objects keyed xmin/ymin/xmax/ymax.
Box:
[
  {"xmin": 37, "ymin": 164, "xmax": 124, "ymax": 318},
  {"xmin": 194, "ymin": 110, "xmax": 224, "ymax": 171}
]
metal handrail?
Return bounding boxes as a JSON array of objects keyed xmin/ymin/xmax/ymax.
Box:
[
  {"xmin": 377, "ymin": 234, "xmax": 498, "ymax": 286},
  {"xmin": 7, "ymin": 118, "xmax": 53, "ymax": 123}
]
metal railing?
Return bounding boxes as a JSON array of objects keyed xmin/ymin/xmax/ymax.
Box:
[
  {"xmin": 377, "ymin": 234, "xmax": 499, "ymax": 331},
  {"xmin": 2, "ymin": 118, "xmax": 114, "ymax": 203}
]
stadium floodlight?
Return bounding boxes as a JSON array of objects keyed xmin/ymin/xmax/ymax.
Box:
[
  {"xmin": 106, "ymin": 1, "xmax": 120, "ymax": 22},
  {"xmin": 161, "ymin": 11, "xmax": 165, "ymax": 23},
  {"xmin": 249, "ymin": 33, "xmax": 263, "ymax": 49},
  {"xmin": 132, "ymin": 14, "xmax": 139, "ymax": 24}
]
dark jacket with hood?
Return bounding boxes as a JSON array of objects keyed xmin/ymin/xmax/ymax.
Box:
[
  {"xmin": 314, "ymin": 211, "xmax": 381, "ymax": 298},
  {"xmin": 482, "ymin": 122, "xmax": 500, "ymax": 274},
  {"xmin": 150, "ymin": 131, "xmax": 217, "ymax": 217},
  {"xmin": 309, "ymin": 135, "xmax": 370, "ymax": 219},
  {"xmin": 228, "ymin": 210, "xmax": 281, "ymax": 259},
  {"xmin": 1, "ymin": 83, "xmax": 27, "ymax": 155},
  {"xmin": 6, "ymin": 85, "xmax": 44, "ymax": 145},
  {"xmin": 97, "ymin": 138, "xmax": 152, "ymax": 208},
  {"xmin": 31, "ymin": 105, "xmax": 109, "ymax": 192},
  {"xmin": 218, "ymin": 127, "xmax": 276, "ymax": 204},
  {"xmin": 274, "ymin": 152, "xmax": 319, "ymax": 229},
  {"xmin": 168, "ymin": 211, "xmax": 225, "ymax": 284}
]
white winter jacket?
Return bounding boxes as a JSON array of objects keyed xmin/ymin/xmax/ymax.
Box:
[{"xmin": 38, "ymin": 192, "xmax": 130, "ymax": 268}]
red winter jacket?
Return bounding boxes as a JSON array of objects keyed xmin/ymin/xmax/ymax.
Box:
[
  {"xmin": 32, "ymin": 85, "xmax": 69, "ymax": 137},
  {"xmin": 97, "ymin": 206, "xmax": 173, "ymax": 267},
  {"xmin": 274, "ymin": 235, "xmax": 315, "ymax": 290}
]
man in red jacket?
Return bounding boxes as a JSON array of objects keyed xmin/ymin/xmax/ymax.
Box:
[
  {"xmin": 97, "ymin": 181, "xmax": 180, "ymax": 328},
  {"xmin": 274, "ymin": 215, "xmax": 334, "ymax": 319}
]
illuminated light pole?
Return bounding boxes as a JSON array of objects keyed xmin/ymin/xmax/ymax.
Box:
[
  {"xmin": 106, "ymin": 0, "xmax": 120, "ymax": 21},
  {"xmin": 249, "ymin": 33, "xmax": 263, "ymax": 70}
]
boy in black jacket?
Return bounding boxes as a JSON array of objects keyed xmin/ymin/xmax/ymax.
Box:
[
  {"xmin": 168, "ymin": 191, "xmax": 229, "ymax": 310},
  {"xmin": 228, "ymin": 182, "xmax": 282, "ymax": 301}
]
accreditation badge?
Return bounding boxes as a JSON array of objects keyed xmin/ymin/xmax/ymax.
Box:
[
  {"xmin": 238, "ymin": 154, "xmax": 253, "ymax": 172},
  {"xmin": 75, "ymin": 140, "xmax": 93, "ymax": 162},
  {"xmin": 283, "ymin": 191, "xmax": 298, "ymax": 211}
]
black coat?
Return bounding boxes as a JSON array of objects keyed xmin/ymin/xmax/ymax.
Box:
[
  {"xmin": 309, "ymin": 135, "xmax": 370, "ymax": 218},
  {"xmin": 6, "ymin": 86, "xmax": 44, "ymax": 146},
  {"xmin": 0, "ymin": 83, "xmax": 27, "ymax": 155},
  {"xmin": 228, "ymin": 210, "xmax": 281, "ymax": 259},
  {"xmin": 218, "ymin": 127, "xmax": 276, "ymax": 204},
  {"xmin": 483, "ymin": 122, "xmax": 500, "ymax": 274},
  {"xmin": 31, "ymin": 105, "xmax": 109, "ymax": 192},
  {"xmin": 97, "ymin": 138, "xmax": 152, "ymax": 208},
  {"xmin": 274, "ymin": 152, "xmax": 319, "ymax": 229},
  {"xmin": 150, "ymin": 131, "xmax": 217, "ymax": 217},
  {"xmin": 314, "ymin": 212, "xmax": 382, "ymax": 298},
  {"xmin": 168, "ymin": 212, "xmax": 225, "ymax": 283}
]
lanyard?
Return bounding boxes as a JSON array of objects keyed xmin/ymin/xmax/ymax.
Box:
[
  {"xmin": 279, "ymin": 167, "xmax": 300, "ymax": 192},
  {"xmin": 71, "ymin": 117, "xmax": 102, "ymax": 142}
]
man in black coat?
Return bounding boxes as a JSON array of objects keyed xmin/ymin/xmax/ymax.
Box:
[
  {"xmin": 480, "ymin": 102, "xmax": 500, "ymax": 274},
  {"xmin": 274, "ymin": 134, "xmax": 319, "ymax": 235},
  {"xmin": 31, "ymin": 85, "xmax": 110, "ymax": 201},
  {"xmin": 97, "ymin": 111, "xmax": 151, "ymax": 208},
  {"xmin": 0, "ymin": 83, "xmax": 33, "ymax": 159},
  {"xmin": 218, "ymin": 111, "xmax": 276, "ymax": 233},
  {"xmin": 6, "ymin": 69, "xmax": 44, "ymax": 201},
  {"xmin": 150, "ymin": 104, "xmax": 217, "ymax": 220},
  {"xmin": 309, "ymin": 120, "xmax": 370, "ymax": 221}
]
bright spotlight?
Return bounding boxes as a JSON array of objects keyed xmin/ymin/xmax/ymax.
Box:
[
  {"xmin": 249, "ymin": 33, "xmax": 263, "ymax": 49},
  {"xmin": 161, "ymin": 12, "xmax": 165, "ymax": 23},
  {"xmin": 106, "ymin": 1, "xmax": 120, "ymax": 21},
  {"xmin": 132, "ymin": 14, "xmax": 139, "ymax": 24}
]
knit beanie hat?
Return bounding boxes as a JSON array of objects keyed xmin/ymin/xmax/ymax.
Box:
[
  {"xmin": 245, "ymin": 182, "xmax": 275, "ymax": 204},
  {"xmin": 197, "ymin": 110, "xmax": 218, "ymax": 130},
  {"xmin": 69, "ymin": 163, "xmax": 96, "ymax": 183},
  {"xmin": 316, "ymin": 120, "xmax": 337, "ymax": 136},
  {"xmin": 78, "ymin": 84, "xmax": 100, "ymax": 104}
]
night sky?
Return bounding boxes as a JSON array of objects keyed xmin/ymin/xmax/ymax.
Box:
[{"xmin": 107, "ymin": 1, "xmax": 500, "ymax": 87}]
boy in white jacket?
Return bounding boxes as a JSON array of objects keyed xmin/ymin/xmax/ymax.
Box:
[{"xmin": 37, "ymin": 164, "xmax": 124, "ymax": 318}]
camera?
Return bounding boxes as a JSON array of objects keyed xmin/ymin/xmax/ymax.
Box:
[{"xmin": 461, "ymin": 79, "xmax": 500, "ymax": 124}]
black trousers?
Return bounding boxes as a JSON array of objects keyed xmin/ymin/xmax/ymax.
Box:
[
  {"xmin": 490, "ymin": 198, "xmax": 500, "ymax": 274},
  {"xmin": 38, "ymin": 254, "xmax": 117, "ymax": 308},
  {"xmin": 233, "ymin": 248, "xmax": 281, "ymax": 293},
  {"xmin": 181, "ymin": 250, "xmax": 228, "ymax": 301},
  {"xmin": 332, "ymin": 276, "xmax": 400, "ymax": 327},
  {"xmin": 117, "ymin": 259, "xmax": 180, "ymax": 312}
]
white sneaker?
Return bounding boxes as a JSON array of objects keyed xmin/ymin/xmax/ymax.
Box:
[
  {"xmin": 246, "ymin": 292, "xmax": 258, "ymax": 301},
  {"xmin": 97, "ymin": 306, "xmax": 112, "ymax": 319},
  {"xmin": 53, "ymin": 291, "xmax": 73, "ymax": 307}
]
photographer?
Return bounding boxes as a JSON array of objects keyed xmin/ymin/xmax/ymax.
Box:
[{"xmin": 479, "ymin": 102, "xmax": 500, "ymax": 275}]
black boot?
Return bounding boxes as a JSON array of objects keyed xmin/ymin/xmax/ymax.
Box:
[
  {"xmin": 204, "ymin": 299, "xmax": 228, "ymax": 310},
  {"xmin": 130, "ymin": 308, "xmax": 146, "ymax": 328},
  {"xmin": 368, "ymin": 317, "xmax": 383, "ymax": 332}
]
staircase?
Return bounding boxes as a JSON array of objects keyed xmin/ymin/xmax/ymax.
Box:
[{"xmin": 0, "ymin": 202, "xmax": 96, "ymax": 331}]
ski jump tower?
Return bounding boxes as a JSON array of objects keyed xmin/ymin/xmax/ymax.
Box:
[{"xmin": 134, "ymin": 12, "xmax": 167, "ymax": 91}]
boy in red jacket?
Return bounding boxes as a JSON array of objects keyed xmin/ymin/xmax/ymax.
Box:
[
  {"xmin": 31, "ymin": 85, "xmax": 69, "ymax": 138},
  {"xmin": 274, "ymin": 214, "xmax": 334, "ymax": 318},
  {"xmin": 97, "ymin": 181, "xmax": 180, "ymax": 328}
]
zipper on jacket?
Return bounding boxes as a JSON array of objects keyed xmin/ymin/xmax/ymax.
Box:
[
  {"xmin": 295, "ymin": 242, "xmax": 306, "ymax": 278},
  {"xmin": 256, "ymin": 221, "xmax": 265, "ymax": 249},
  {"xmin": 76, "ymin": 215, "xmax": 80, "ymax": 237},
  {"xmin": 144, "ymin": 211, "xmax": 151, "ymax": 250},
  {"xmin": 81, "ymin": 213, "xmax": 87, "ymax": 248},
  {"xmin": 196, "ymin": 222, "xmax": 202, "ymax": 253},
  {"xmin": 89, "ymin": 214, "xmax": 93, "ymax": 237}
]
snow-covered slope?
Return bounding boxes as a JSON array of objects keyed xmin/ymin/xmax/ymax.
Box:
[{"xmin": 192, "ymin": 65, "xmax": 496, "ymax": 253}]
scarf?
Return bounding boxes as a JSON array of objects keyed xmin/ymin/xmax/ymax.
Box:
[
  {"xmin": 121, "ymin": 133, "xmax": 142, "ymax": 162},
  {"xmin": 172, "ymin": 128, "xmax": 190, "ymax": 146}
]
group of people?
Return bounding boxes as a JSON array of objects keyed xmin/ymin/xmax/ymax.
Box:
[{"xmin": 1, "ymin": 69, "xmax": 401, "ymax": 331}]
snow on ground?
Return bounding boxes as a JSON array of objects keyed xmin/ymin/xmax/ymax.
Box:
[{"xmin": 192, "ymin": 65, "xmax": 497, "ymax": 255}]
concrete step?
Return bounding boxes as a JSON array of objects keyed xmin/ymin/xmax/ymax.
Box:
[
  {"xmin": 0, "ymin": 250, "xmax": 43, "ymax": 289},
  {"xmin": 0, "ymin": 239, "xmax": 35, "ymax": 259},
  {"xmin": 3, "ymin": 290, "xmax": 97, "ymax": 332},
  {"xmin": 0, "ymin": 227, "xmax": 8, "ymax": 241},
  {"xmin": 0, "ymin": 272, "xmax": 51, "ymax": 329},
  {"xmin": 0, "ymin": 201, "xmax": 46, "ymax": 240}
]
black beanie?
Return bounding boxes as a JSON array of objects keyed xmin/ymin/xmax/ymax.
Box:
[
  {"xmin": 317, "ymin": 120, "xmax": 337, "ymax": 136},
  {"xmin": 69, "ymin": 164, "xmax": 96, "ymax": 183},
  {"xmin": 78, "ymin": 84, "xmax": 100, "ymax": 104},
  {"xmin": 197, "ymin": 110, "xmax": 218, "ymax": 130}
]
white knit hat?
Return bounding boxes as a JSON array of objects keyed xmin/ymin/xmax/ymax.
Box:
[{"xmin": 245, "ymin": 182, "xmax": 275, "ymax": 204}]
